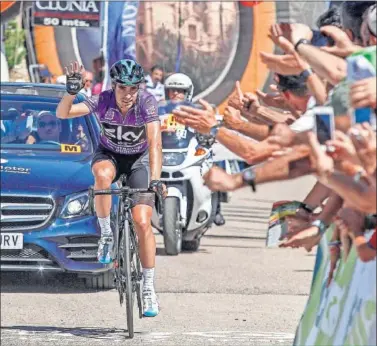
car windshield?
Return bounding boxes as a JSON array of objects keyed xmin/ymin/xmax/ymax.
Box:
[
  {"xmin": 1, "ymin": 99, "xmax": 93, "ymax": 153},
  {"xmin": 158, "ymin": 101, "xmax": 195, "ymax": 150}
]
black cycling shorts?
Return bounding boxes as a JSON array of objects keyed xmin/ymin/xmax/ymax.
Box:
[{"xmin": 91, "ymin": 144, "xmax": 154, "ymax": 207}]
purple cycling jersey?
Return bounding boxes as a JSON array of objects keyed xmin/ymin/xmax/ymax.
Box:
[{"xmin": 83, "ymin": 89, "xmax": 159, "ymax": 155}]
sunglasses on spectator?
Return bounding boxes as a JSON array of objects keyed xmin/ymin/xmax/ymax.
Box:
[{"xmin": 39, "ymin": 121, "xmax": 58, "ymax": 128}]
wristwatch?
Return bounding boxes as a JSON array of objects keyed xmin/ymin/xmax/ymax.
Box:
[
  {"xmin": 299, "ymin": 68, "xmax": 313, "ymax": 82},
  {"xmin": 242, "ymin": 168, "xmax": 256, "ymax": 192},
  {"xmin": 209, "ymin": 122, "xmax": 222, "ymax": 138},
  {"xmin": 311, "ymin": 219, "xmax": 328, "ymax": 235},
  {"xmin": 299, "ymin": 202, "xmax": 314, "ymax": 214},
  {"xmin": 294, "ymin": 38, "xmax": 310, "ymax": 52}
]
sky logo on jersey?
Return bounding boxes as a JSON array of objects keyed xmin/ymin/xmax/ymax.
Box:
[{"xmin": 102, "ymin": 123, "xmax": 146, "ymax": 146}]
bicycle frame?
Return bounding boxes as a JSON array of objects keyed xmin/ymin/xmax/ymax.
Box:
[{"xmin": 88, "ymin": 183, "xmax": 154, "ymax": 339}]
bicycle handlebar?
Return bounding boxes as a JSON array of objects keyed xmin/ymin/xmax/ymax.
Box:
[
  {"xmin": 91, "ymin": 186, "xmax": 152, "ymax": 196},
  {"xmin": 89, "ymin": 186, "xmax": 164, "ymax": 212}
]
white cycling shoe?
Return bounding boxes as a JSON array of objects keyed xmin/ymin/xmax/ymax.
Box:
[
  {"xmin": 143, "ymin": 290, "xmax": 159, "ymax": 317},
  {"xmin": 97, "ymin": 235, "xmax": 114, "ymax": 264}
]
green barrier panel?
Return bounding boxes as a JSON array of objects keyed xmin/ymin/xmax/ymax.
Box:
[{"xmin": 294, "ymin": 227, "xmax": 376, "ymax": 346}]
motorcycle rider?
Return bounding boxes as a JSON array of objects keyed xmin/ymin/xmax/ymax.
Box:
[
  {"xmin": 56, "ymin": 59, "xmax": 165, "ymax": 317},
  {"xmin": 162, "ymin": 73, "xmax": 226, "ymax": 226},
  {"xmin": 162, "ymin": 72, "xmax": 194, "ymax": 105}
]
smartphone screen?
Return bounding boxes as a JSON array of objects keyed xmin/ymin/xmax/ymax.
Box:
[
  {"xmin": 353, "ymin": 108, "xmax": 371, "ymax": 124},
  {"xmin": 316, "ymin": 114, "xmax": 333, "ymax": 144},
  {"xmin": 313, "ymin": 107, "xmax": 335, "ymax": 145}
]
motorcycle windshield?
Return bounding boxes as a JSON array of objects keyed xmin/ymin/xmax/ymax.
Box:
[{"xmin": 158, "ymin": 101, "xmax": 196, "ymax": 150}]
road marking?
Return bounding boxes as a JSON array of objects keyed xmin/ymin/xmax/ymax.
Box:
[{"xmin": 2, "ymin": 328, "xmax": 294, "ymax": 343}]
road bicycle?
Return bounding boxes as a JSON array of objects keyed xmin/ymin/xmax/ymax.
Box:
[{"xmin": 89, "ymin": 175, "xmax": 160, "ymax": 338}]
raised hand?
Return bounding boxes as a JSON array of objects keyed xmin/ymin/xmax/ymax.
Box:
[
  {"xmin": 227, "ymin": 81, "xmax": 244, "ymax": 110},
  {"xmin": 64, "ymin": 61, "xmax": 86, "ymax": 95},
  {"xmin": 320, "ymin": 25, "xmax": 361, "ymax": 58},
  {"xmin": 172, "ymin": 99, "xmax": 217, "ymax": 134}
]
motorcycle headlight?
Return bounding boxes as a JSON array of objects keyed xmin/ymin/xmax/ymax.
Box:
[
  {"xmin": 60, "ymin": 191, "xmax": 90, "ymax": 219},
  {"xmin": 163, "ymin": 152, "xmax": 186, "ymax": 166}
]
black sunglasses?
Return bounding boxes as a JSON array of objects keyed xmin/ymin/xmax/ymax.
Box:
[{"xmin": 39, "ymin": 121, "xmax": 58, "ymax": 128}]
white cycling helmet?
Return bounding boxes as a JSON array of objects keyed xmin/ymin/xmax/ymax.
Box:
[{"xmin": 164, "ymin": 73, "xmax": 194, "ymax": 102}]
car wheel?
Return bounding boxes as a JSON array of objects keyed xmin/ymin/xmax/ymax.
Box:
[{"xmin": 84, "ymin": 270, "xmax": 115, "ymax": 290}]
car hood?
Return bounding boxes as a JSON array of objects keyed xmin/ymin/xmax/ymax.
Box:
[{"xmin": 1, "ymin": 152, "xmax": 94, "ymax": 197}]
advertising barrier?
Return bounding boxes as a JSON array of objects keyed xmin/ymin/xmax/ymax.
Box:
[
  {"xmin": 294, "ymin": 227, "xmax": 376, "ymax": 346},
  {"xmin": 32, "ymin": 0, "xmax": 101, "ymax": 28}
]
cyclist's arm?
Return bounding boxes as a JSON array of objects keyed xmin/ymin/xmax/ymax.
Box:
[
  {"xmin": 146, "ymin": 121, "xmax": 162, "ymax": 181},
  {"xmin": 56, "ymin": 93, "xmax": 92, "ymax": 119},
  {"xmin": 144, "ymin": 95, "xmax": 162, "ymax": 181}
]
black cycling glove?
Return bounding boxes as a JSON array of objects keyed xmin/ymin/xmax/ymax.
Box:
[
  {"xmin": 66, "ymin": 72, "xmax": 84, "ymax": 95},
  {"xmin": 149, "ymin": 180, "xmax": 164, "ymax": 195}
]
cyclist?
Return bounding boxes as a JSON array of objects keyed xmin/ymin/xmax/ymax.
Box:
[{"xmin": 56, "ymin": 59, "xmax": 165, "ymax": 317}]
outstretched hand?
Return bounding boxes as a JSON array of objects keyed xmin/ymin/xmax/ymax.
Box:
[
  {"xmin": 172, "ymin": 99, "xmax": 217, "ymax": 134},
  {"xmin": 64, "ymin": 61, "xmax": 86, "ymax": 95}
]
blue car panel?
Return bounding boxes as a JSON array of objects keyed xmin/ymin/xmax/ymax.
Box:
[{"xmin": 0, "ymin": 83, "xmax": 116, "ymax": 274}]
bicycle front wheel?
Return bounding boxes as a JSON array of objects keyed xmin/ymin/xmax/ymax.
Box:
[{"xmin": 123, "ymin": 217, "xmax": 134, "ymax": 339}]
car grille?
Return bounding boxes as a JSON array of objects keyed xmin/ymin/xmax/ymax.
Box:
[
  {"xmin": 0, "ymin": 195, "xmax": 55, "ymax": 231},
  {"xmin": 1, "ymin": 244, "xmax": 61, "ymax": 271},
  {"xmin": 59, "ymin": 236, "xmax": 99, "ymax": 262}
]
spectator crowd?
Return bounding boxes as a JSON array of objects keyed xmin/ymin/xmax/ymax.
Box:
[{"xmin": 169, "ymin": 1, "xmax": 377, "ymax": 269}]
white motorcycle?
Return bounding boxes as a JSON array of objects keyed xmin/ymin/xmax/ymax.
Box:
[{"xmin": 152, "ymin": 102, "xmax": 218, "ymax": 255}]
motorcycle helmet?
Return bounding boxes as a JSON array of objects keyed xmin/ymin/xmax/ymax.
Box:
[{"xmin": 164, "ymin": 73, "xmax": 194, "ymax": 102}]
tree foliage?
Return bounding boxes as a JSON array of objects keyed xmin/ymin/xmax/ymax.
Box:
[{"xmin": 4, "ymin": 20, "xmax": 26, "ymax": 70}]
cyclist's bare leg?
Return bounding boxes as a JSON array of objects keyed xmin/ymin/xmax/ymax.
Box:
[
  {"xmin": 131, "ymin": 205, "xmax": 155, "ymax": 268},
  {"xmin": 132, "ymin": 204, "xmax": 159, "ymax": 316},
  {"xmin": 92, "ymin": 160, "xmax": 116, "ymax": 263},
  {"xmin": 92, "ymin": 160, "xmax": 116, "ymax": 217}
]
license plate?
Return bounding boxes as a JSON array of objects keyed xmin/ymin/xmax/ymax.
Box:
[{"xmin": 0, "ymin": 233, "xmax": 23, "ymax": 250}]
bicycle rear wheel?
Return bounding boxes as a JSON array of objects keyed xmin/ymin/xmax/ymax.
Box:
[
  {"xmin": 123, "ymin": 216, "xmax": 134, "ymax": 338},
  {"xmin": 129, "ymin": 224, "xmax": 143, "ymax": 319}
]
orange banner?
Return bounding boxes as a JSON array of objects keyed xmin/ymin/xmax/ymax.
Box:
[{"xmin": 0, "ymin": 1, "xmax": 16, "ymax": 13}]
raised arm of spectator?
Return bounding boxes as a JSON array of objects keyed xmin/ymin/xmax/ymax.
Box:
[
  {"xmin": 222, "ymin": 106, "xmax": 270, "ymax": 141},
  {"xmin": 270, "ymin": 23, "xmax": 348, "ymax": 85},
  {"xmin": 262, "ymin": 34, "xmax": 328, "ymax": 105},
  {"xmin": 309, "ymin": 130, "xmax": 377, "ymax": 214},
  {"xmin": 201, "ymin": 144, "xmax": 314, "ymax": 192},
  {"xmin": 227, "ymin": 82, "xmax": 298, "ymax": 124},
  {"xmin": 172, "ymin": 100, "xmax": 281, "ymax": 164}
]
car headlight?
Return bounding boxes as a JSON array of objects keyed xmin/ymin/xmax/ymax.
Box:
[
  {"xmin": 60, "ymin": 191, "xmax": 90, "ymax": 219},
  {"xmin": 163, "ymin": 152, "xmax": 186, "ymax": 166}
]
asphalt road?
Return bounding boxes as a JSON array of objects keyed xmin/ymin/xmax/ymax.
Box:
[{"xmin": 1, "ymin": 176, "xmax": 316, "ymax": 346}]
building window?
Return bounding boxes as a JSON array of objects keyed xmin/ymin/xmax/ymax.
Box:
[{"xmin": 188, "ymin": 24, "xmax": 197, "ymax": 40}]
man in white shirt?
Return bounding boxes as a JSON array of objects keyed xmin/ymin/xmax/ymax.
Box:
[
  {"xmin": 145, "ymin": 65, "xmax": 165, "ymax": 103},
  {"xmin": 79, "ymin": 71, "xmax": 93, "ymax": 97}
]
